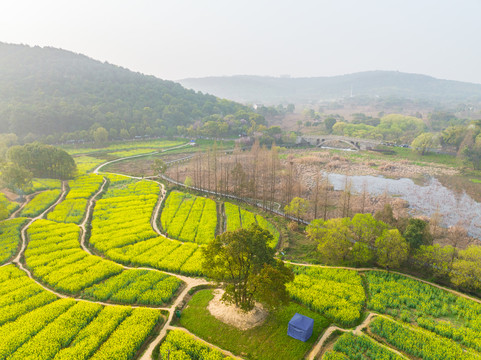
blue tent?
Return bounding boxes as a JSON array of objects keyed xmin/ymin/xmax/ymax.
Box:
[{"xmin": 287, "ymin": 313, "xmax": 314, "ymax": 342}]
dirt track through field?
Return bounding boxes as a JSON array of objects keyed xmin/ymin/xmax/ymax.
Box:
[{"xmin": 307, "ymin": 313, "xmax": 408, "ymax": 360}]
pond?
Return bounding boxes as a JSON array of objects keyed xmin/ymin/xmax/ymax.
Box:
[{"xmin": 325, "ymin": 173, "xmax": 481, "ymax": 240}]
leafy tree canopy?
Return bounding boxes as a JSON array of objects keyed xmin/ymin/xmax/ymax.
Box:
[
  {"xmin": 375, "ymin": 229, "xmax": 410, "ymax": 269},
  {"xmin": 411, "ymin": 133, "xmax": 438, "ymax": 155},
  {"xmin": 202, "ymin": 224, "xmax": 294, "ymax": 311},
  {"xmin": 0, "ymin": 163, "xmax": 32, "ymax": 195},
  {"xmin": 7, "ymin": 142, "xmax": 76, "ymax": 179},
  {"xmin": 403, "ymin": 218, "xmax": 432, "ymax": 250},
  {"xmin": 284, "ymin": 197, "xmax": 310, "ymax": 223}
]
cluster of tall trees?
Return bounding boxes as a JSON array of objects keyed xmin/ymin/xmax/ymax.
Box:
[
  {"xmin": 173, "ymin": 141, "xmax": 284, "ymax": 210},
  {"xmin": 307, "ymin": 206, "xmax": 481, "ymax": 294},
  {"xmin": 409, "ymin": 119, "xmax": 481, "ymax": 169},
  {"xmin": 332, "ymin": 114, "xmax": 426, "ymax": 144},
  {"xmin": 7, "ymin": 143, "xmax": 76, "ymax": 179},
  {"xmin": 0, "ymin": 143, "xmax": 76, "ymax": 196}
]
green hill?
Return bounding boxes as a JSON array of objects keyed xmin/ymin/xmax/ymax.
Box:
[
  {"xmin": 179, "ymin": 72, "xmax": 481, "ymax": 104},
  {"xmin": 0, "ymin": 43, "xmax": 260, "ymax": 139}
]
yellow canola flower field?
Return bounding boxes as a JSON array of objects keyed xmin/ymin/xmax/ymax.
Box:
[{"xmin": 0, "ymin": 265, "xmax": 162, "ymax": 360}]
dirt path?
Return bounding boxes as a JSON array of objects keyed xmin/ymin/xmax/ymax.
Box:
[
  {"xmin": 150, "ymin": 181, "xmax": 165, "ymax": 235},
  {"xmin": 353, "ymin": 313, "xmax": 378, "ymax": 335},
  {"xmin": 307, "ymin": 325, "xmax": 346, "ymax": 360},
  {"xmin": 139, "ymin": 277, "xmax": 210, "ymax": 360},
  {"xmin": 79, "ymin": 177, "xmax": 107, "ymax": 252},
  {"xmin": 307, "ymin": 312, "xmax": 408, "ymax": 360},
  {"xmin": 158, "ymin": 327, "xmax": 244, "ymax": 360},
  {"xmin": 12, "ymin": 181, "xmax": 68, "ymax": 264},
  {"xmin": 92, "ymin": 143, "xmax": 189, "ymax": 175},
  {"xmin": 8, "ymin": 192, "xmax": 37, "ymax": 219}
]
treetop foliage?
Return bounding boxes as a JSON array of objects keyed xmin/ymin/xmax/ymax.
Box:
[
  {"xmin": 7, "ymin": 142, "xmax": 76, "ymax": 179},
  {"xmin": 202, "ymin": 224, "xmax": 293, "ymax": 311},
  {"xmin": 332, "ymin": 114, "xmax": 426, "ymax": 143}
]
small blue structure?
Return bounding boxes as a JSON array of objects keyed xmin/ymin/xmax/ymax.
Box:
[{"xmin": 287, "ymin": 313, "xmax": 314, "ymax": 342}]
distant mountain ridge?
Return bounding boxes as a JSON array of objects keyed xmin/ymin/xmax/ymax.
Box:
[{"xmin": 179, "ymin": 72, "xmax": 481, "ymax": 104}]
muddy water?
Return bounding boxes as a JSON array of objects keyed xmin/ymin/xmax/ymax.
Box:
[{"xmin": 326, "ymin": 173, "xmax": 481, "ymax": 239}]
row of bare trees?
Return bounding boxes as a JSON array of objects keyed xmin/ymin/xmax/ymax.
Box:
[{"xmin": 165, "ymin": 141, "xmax": 390, "ymax": 221}]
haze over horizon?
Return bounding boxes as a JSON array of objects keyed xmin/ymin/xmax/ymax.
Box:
[{"xmin": 1, "ymin": 0, "xmax": 481, "ymax": 84}]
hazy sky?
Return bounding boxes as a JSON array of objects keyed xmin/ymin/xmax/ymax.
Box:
[{"xmin": 2, "ymin": 0, "xmax": 481, "ymax": 83}]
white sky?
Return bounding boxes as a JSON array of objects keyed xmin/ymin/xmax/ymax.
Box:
[{"xmin": 1, "ymin": 0, "xmax": 481, "ymax": 84}]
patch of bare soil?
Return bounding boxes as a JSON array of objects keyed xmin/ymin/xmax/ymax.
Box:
[
  {"xmin": 292, "ymin": 150, "xmax": 458, "ymax": 180},
  {"xmin": 207, "ymin": 290, "xmax": 268, "ymax": 330},
  {"xmin": 1, "ymin": 188, "xmax": 20, "ymax": 202}
]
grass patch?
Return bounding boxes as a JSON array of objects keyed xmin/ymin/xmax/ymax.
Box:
[
  {"xmin": 179, "ymin": 289, "xmax": 330, "ymax": 360},
  {"xmin": 340, "ymin": 147, "xmax": 462, "ymax": 168},
  {"xmin": 282, "ymin": 226, "xmax": 320, "ymax": 264}
]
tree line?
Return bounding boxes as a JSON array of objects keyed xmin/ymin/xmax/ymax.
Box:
[
  {"xmin": 0, "ymin": 143, "xmax": 76, "ymax": 197},
  {"xmin": 306, "ymin": 206, "xmax": 481, "ymax": 295}
]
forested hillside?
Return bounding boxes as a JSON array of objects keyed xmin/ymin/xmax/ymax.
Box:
[{"xmin": 0, "ymin": 43, "xmax": 263, "ymax": 140}]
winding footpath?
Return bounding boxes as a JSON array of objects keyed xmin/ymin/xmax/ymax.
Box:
[
  {"xmin": 307, "ymin": 313, "xmax": 409, "ymax": 360},
  {"xmin": 12, "ymin": 180, "xmax": 68, "ymax": 265}
]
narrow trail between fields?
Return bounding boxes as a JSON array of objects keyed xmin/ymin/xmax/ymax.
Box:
[
  {"xmin": 139, "ymin": 278, "xmax": 212, "ymax": 360},
  {"xmin": 307, "ymin": 312, "xmax": 408, "ymax": 360},
  {"xmin": 92, "ymin": 142, "xmax": 190, "ymax": 175},
  {"xmin": 8, "ymin": 191, "xmax": 40, "ymax": 219},
  {"xmin": 78, "ymin": 177, "xmax": 107, "ymax": 252},
  {"xmin": 12, "ymin": 181, "xmax": 68, "ymax": 265}
]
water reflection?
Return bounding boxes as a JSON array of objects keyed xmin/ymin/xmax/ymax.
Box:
[{"xmin": 326, "ymin": 173, "xmax": 481, "ymax": 239}]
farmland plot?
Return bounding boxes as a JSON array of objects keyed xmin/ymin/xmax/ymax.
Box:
[
  {"xmin": 225, "ymin": 202, "xmax": 280, "ymax": 248},
  {"xmin": 0, "ymin": 217, "xmax": 28, "ymax": 264},
  {"xmin": 0, "ymin": 265, "xmax": 162, "ymax": 360},
  {"xmin": 91, "ymin": 182, "xmax": 205, "ymax": 275},
  {"xmin": 159, "ymin": 329, "xmax": 234, "ymax": 359},
  {"xmin": 286, "ymin": 267, "xmax": 365, "ymax": 326},
  {"xmin": 368, "ymin": 316, "xmax": 481, "ymax": 360},
  {"xmin": 20, "ymin": 189, "xmax": 62, "ymax": 217},
  {"xmin": 366, "ymin": 271, "xmax": 481, "ymax": 353},
  {"xmin": 48, "ymin": 174, "xmax": 103, "ymax": 224},
  {"xmin": 324, "ymin": 332, "xmax": 404, "ymax": 360},
  {"xmin": 0, "ymin": 193, "xmax": 19, "ymax": 216},
  {"xmin": 161, "ymin": 191, "xmax": 217, "ymax": 244},
  {"xmin": 26, "ymin": 220, "xmax": 181, "ymax": 305}
]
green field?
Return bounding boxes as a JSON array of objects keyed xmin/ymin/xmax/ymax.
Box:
[{"xmin": 179, "ymin": 289, "xmax": 330, "ymax": 360}]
